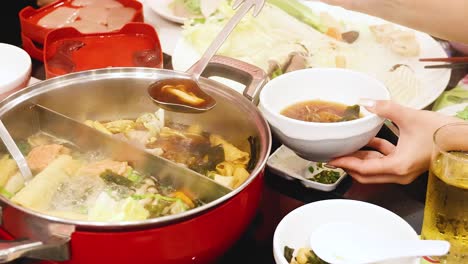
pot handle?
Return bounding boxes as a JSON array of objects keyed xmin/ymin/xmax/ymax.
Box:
[
  {"xmin": 193, "ymin": 55, "xmax": 269, "ymax": 104},
  {"xmin": 0, "ymin": 236, "xmax": 70, "ymax": 263}
]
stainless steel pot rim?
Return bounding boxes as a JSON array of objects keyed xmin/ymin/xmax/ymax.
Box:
[{"xmin": 0, "ymin": 67, "xmax": 272, "ymax": 230}]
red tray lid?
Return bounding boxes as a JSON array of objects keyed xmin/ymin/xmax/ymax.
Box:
[
  {"xmin": 19, "ymin": 0, "xmax": 143, "ymax": 45},
  {"xmin": 43, "ymin": 22, "xmax": 163, "ymax": 78}
]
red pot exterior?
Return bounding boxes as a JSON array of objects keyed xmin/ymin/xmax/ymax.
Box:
[{"xmin": 57, "ymin": 171, "xmax": 264, "ymax": 264}]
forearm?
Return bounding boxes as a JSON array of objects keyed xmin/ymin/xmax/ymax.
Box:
[{"xmin": 328, "ymin": 0, "xmax": 468, "ymax": 44}]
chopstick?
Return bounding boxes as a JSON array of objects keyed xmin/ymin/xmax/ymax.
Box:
[
  {"xmin": 419, "ymin": 57, "xmax": 468, "ymax": 63},
  {"xmin": 424, "ymin": 62, "xmax": 468, "ymax": 69},
  {"xmin": 419, "ymin": 56, "xmax": 468, "ymax": 69}
]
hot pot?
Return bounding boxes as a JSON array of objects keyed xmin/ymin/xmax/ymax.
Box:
[{"xmin": 0, "ymin": 56, "xmax": 271, "ymax": 264}]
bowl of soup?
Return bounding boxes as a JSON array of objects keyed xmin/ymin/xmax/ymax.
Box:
[{"xmin": 259, "ymin": 68, "xmax": 390, "ymax": 161}]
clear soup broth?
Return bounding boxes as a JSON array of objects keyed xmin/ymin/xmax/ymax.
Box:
[{"xmin": 280, "ymin": 100, "xmax": 362, "ymax": 123}]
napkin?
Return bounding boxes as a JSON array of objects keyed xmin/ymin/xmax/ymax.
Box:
[{"xmin": 432, "ymin": 74, "xmax": 468, "ymax": 111}]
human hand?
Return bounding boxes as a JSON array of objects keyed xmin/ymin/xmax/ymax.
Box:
[
  {"xmin": 327, "ymin": 99, "xmax": 460, "ymax": 184},
  {"xmin": 319, "ymin": 0, "xmax": 468, "ymax": 44},
  {"xmin": 319, "ymin": 0, "xmax": 398, "ymax": 20}
]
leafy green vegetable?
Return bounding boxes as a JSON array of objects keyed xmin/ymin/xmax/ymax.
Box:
[
  {"xmin": 247, "ymin": 136, "xmax": 259, "ymax": 171},
  {"xmin": 307, "ymin": 249, "xmax": 329, "ymax": 264},
  {"xmin": 100, "ymin": 170, "xmax": 134, "ymax": 187},
  {"xmin": 182, "ymin": 1, "xmax": 321, "ymax": 71},
  {"xmin": 125, "ymin": 168, "xmax": 142, "ymax": 183},
  {"xmin": 171, "ymin": 0, "xmax": 202, "ymax": 16},
  {"xmin": 308, "ymin": 166, "xmax": 314, "ymax": 174},
  {"xmin": 340, "ymin": 104, "xmax": 361, "ymax": 121},
  {"xmin": 271, "ymin": 66, "xmax": 284, "ymax": 79},
  {"xmin": 456, "ymin": 106, "xmax": 468, "ymax": 120},
  {"xmin": 145, "ymin": 194, "xmax": 186, "ymax": 217},
  {"xmin": 191, "ymin": 17, "xmax": 207, "ymax": 24},
  {"xmin": 88, "ymin": 192, "xmax": 149, "ymax": 221},
  {"xmin": 189, "ymin": 145, "xmax": 225, "ymax": 175},
  {"xmin": 0, "ymin": 188, "xmax": 13, "ymax": 199},
  {"xmin": 284, "ymin": 246, "xmax": 294, "ymax": 263},
  {"xmin": 267, "ymin": 0, "xmax": 327, "ymax": 33},
  {"xmin": 17, "ymin": 141, "xmax": 31, "ymax": 156},
  {"xmin": 283, "ymin": 246, "xmax": 329, "ymax": 264}
]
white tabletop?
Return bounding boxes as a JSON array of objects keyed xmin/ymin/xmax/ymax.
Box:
[{"xmin": 139, "ymin": 0, "xmax": 183, "ymax": 56}]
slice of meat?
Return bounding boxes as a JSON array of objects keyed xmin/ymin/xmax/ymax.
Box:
[
  {"xmin": 37, "ymin": 7, "xmax": 79, "ymax": 28},
  {"xmin": 77, "ymin": 6, "xmax": 109, "ymax": 25},
  {"xmin": 72, "ymin": 0, "xmax": 123, "ymax": 8},
  {"xmin": 78, "ymin": 159, "xmax": 128, "ymax": 177},
  {"xmin": 68, "ymin": 19, "xmax": 109, "ymax": 33},
  {"xmin": 284, "ymin": 52, "xmax": 308, "ymax": 73},
  {"xmin": 124, "ymin": 130, "xmax": 152, "ymax": 149},
  {"xmin": 107, "ymin": 7, "xmax": 136, "ymax": 31},
  {"xmin": 27, "ymin": 144, "xmax": 71, "ymax": 172},
  {"xmin": 388, "ymin": 30, "xmax": 420, "ymax": 57}
]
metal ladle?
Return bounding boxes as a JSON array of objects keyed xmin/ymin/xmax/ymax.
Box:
[
  {"xmin": 0, "ymin": 120, "xmax": 33, "ymax": 182},
  {"xmin": 148, "ymin": 0, "xmax": 265, "ymax": 113}
]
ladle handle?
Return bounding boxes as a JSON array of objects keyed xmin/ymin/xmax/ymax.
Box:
[
  {"xmin": 0, "ymin": 237, "xmax": 70, "ymax": 263},
  {"xmin": 187, "ymin": 2, "xmax": 255, "ymax": 79},
  {"xmin": 196, "ymin": 55, "xmax": 268, "ymax": 104}
]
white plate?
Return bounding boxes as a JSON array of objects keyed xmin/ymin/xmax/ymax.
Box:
[
  {"xmin": 172, "ymin": 1, "xmax": 451, "ymax": 110},
  {"xmin": 267, "ymin": 145, "xmax": 347, "ymax": 192},
  {"xmin": 436, "ymin": 103, "xmax": 468, "ymax": 117},
  {"xmin": 146, "ymin": 0, "xmax": 186, "ymax": 24},
  {"xmin": 273, "ymin": 200, "xmax": 420, "ymax": 264}
]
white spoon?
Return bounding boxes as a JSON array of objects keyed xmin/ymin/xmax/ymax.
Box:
[{"xmin": 309, "ymin": 222, "xmax": 450, "ymax": 264}]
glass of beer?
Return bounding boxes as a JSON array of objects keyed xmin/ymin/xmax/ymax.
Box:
[{"xmin": 421, "ymin": 122, "xmax": 468, "ymax": 263}]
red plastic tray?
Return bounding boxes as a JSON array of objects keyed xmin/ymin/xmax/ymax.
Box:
[
  {"xmin": 19, "ymin": 0, "xmax": 143, "ymax": 60},
  {"xmin": 43, "ymin": 22, "xmax": 163, "ymax": 78}
]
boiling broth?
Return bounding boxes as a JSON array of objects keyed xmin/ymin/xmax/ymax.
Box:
[
  {"xmin": 281, "ymin": 100, "xmax": 362, "ymax": 123},
  {"xmin": 148, "ymin": 79, "xmax": 215, "ymax": 108}
]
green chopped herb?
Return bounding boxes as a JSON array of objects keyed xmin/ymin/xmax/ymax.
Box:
[
  {"xmin": 308, "ymin": 170, "xmax": 341, "ymax": 184},
  {"xmin": 284, "ymin": 246, "xmax": 294, "ymax": 263},
  {"xmin": 316, "ymin": 162, "xmax": 323, "ymax": 169},
  {"xmin": 308, "ymin": 166, "xmax": 314, "ymax": 174}
]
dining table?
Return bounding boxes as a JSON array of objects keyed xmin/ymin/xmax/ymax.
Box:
[{"xmin": 3, "ymin": 0, "xmax": 468, "ymax": 263}]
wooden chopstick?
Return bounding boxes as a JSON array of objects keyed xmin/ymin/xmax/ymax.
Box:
[
  {"xmin": 424, "ymin": 62, "xmax": 468, "ymax": 69},
  {"xmin": 419, "ymin": 56, "xmax": 468, "ymax": 63}
]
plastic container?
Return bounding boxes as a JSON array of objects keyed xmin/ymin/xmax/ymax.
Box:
[
  {"xmin": 43, "ymin": 22, "xmax": 163, "ymax": 78},
  {"xmin": 19, "ymin": 0, "xmax": 143, "ymax": 61}
]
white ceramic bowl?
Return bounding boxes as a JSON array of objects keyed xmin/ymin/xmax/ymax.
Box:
[
  {"xmin": 0, "ymin": 43, "xmax": 32, "ymax": 99},
  {"xmin": 273, "ymin": 199, "xmax": 420, "ymax": 264},
  {"xmin": 259, "ymin": 68, "xmax": 390, "ymax": 161}
]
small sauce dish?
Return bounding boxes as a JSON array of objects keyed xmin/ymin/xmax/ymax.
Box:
[{"xmin": 259, "ymin": 68, "xmax": 390, "ymax": 161}]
